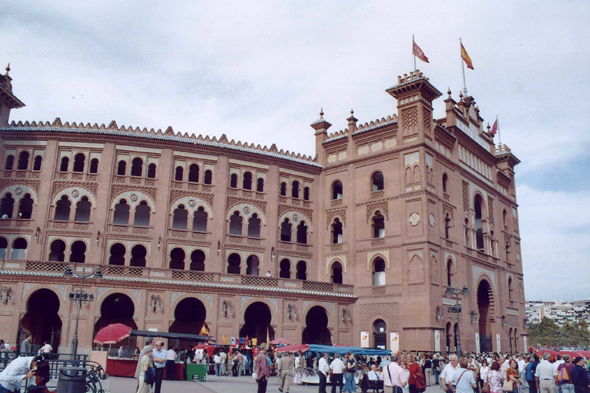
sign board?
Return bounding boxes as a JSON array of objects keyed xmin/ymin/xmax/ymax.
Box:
[
  {"xmin": 475, "ymin": 333, "xmax": 480, "ymax": 354},
  {"xmin": 434, "ymin": 330, "xmax": 441, "ymax": 352},
  {"xmin": 496, "ymin": 333, "xmax": 501, "ymax": 353},
  {"xmin": 390, "ymin": 332, "xmax": 399, "ymax": 353},
  {"xmin": 360, "ymin": 331, "xmax": 370, "ymax": 348},
  {"xmin": 523, "ymin": 336, "xmax": 528, "ymax": 353}
]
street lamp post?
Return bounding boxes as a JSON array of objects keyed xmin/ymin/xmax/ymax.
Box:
[
  {"xmin": 445, "ymin": 285, "xmax": 469, "ymax": 356},
  {"xmin": 64, "ymin": 265, "xmax": 102, "ymax": 358}
]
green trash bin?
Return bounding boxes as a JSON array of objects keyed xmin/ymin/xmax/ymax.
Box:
[{"xmin": 186, "ymin": 364, "xmax": 207, "ymax": 381}]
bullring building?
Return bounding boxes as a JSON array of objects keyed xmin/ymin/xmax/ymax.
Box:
[{"xmin": 0, "ymin": 65, "xmax": 527, "ymax": 354}]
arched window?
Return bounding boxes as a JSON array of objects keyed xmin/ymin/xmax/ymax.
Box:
[
  {"xmin": 10, "ymin": 238, "xmax": 27, "ymax": 259},
  {"xmin": 133, "ymin": 201, "xmax": 150, "ymax": 226},
  {"xmin": 33, "ymin": 156, "xmax": 43, "ymax": 171},
  {"xmin": 147, "ymin": 163, "xmax": 157, "ymax": 178},
  {"xmin": 70, "ymin": 241, "xmax": 87, "ymax": 263},
  {"xmin": 175, "ymin": 166, "xmax": 184, "ymax": 181},
  {"xmin": 109, "ymin": 243, "xmax": 126, "ymax": 265},
  {"xmin": 464, "ymin": 218, "xmax": 470, "ymax": 246},
  {"xmin": 18, "ymin": 193, "xmax": 33, "ymax": 219},
  {"xmin": 0, "ymin": 193, "xmax": 14, "ymax": 219},
  {"xmin": 447, "ymin": 259, "xmax": 453, "ymax": 287},
  {"xmin": 190, "ymin": 250, "xmax": 205, "ymax": 271},
  {"xmin": 113, "ymin": 199, "xmax": 130, "ymax": 225},
  {"xmin": 60, "ymin": 157, "xmax": 69, "ymax": 172},
  {"xmin": 172, "ymin": 204, "xmax": 188, "ymax": 230},
  {"xmin": 503, "ymin": 209, "xmax": 508, "ymax": 226},
  {"xmin": 246, "ymin": 255, "xmax": 259, "ymax": 276},
  {"xmin": 243, "ymin": 172, "xmax": 252, "ymax": 190},
  {"xmin": 73, "ymin": 153, "xmax": 85, "ymax": 172},
  {"xmin": 474, "ymin": 195, "xmax": 485, "ymax": 251},
  {"xmin": 372, "ymin": 211, "xmax": 385, "ymax": 238},
  {"xmin": 0, "ymin": 237, "xmax": 6, "ymax": 259},
  {"xmin": 131, "ymin": 157, "xmax": 143, "ymax": 177},
  {"xmin": 17, "ymin": 151, "xmax": 29, "ymax": 170},
  {"xmin": 331, "ymin": 218, "xmax": 343, "ymax": 244},
  {"xmin": 4, "ymin": 155, "xmax": 14, "ymax": 170},
  {"xmin": 508, "ymin": 277, "xmax": 514, "ymax": 300},
  {"xmin": 445, "ymin": 214, "xmax": 451, "ymax": 239},
  {"xmin": 291, "ymin": 181, "xmax": 300, "ymax": 198},
  {"xmin": 372, "ymin": 172, "xmax": 384, "ymax": 191},
  {"xmin": 192, "ymin": 207, "xmax": 208, "ymax": 232},
  {"xmin": 130, "ymin": 245, "xmax": 147, "ymax": 267},
  {"xmin": 227, "ymin": 253, "xmax": 241, "ymax": 274},
  {"xmin": 74, "ymin": 196, "xmax": 91, "ymax": 222},
  {"xmin": 373, "ymin": 257, "xmax": 386, "ymax": 286},
  {"xmin": 280, "ymin": 182, "xmax": 287, "ymax": 196},
  {"xmin": 296, "ymin": 221, "xmax": 308, "ymax": 244},
  {"xmin": 169, "ymin": 248, "xmax": 185, "ymax": 270},
  {"xmin": 204, "ymin": 170, "xmax": 212, "ymax": 184},
  {"xmin": 117, "ymin": 160, "xmax": 126, "ymax": 176},
  {"xmin": 54, "ymin": 195, "xmax": 71, "ymax": 221},
  {"xmin": 230, "ymin": 173, "xmax": 238, "ymax": 188},
  {"xmin": 331, "ymin": 262, "xmax": 343, "ymax": 284},
  {"xmin": 247, "ymin": 213, "xmax": 261, "ymax": 238},
  {"xmin": 332, "ymin": 181, "xmax": 343, "ymax": 200},
  {"xmin": 89, "ymin": 158, "xmax": 99, "ymax": 174},
  {"xmin": 374, "ymin": 319, "xmax": 387, "ymax": 349},
  {"xmin": 280, "ymin": 218, "xmax": 292, "ymax": 242},
  {"xmin": 188, "ymin": 164, "xmax": 199, "ymax": 182},
  {"xmin": 229, "ymin": 211, "xmax": 243, "ymax": 236},
  {"xmin": 296, "ymin": 261, "xmax": 307, "ymax": 280},
  {"xmin": 303, "ymin": 187, "xmax": 310, "ymax": 201},
  {"xmin": 48, "ymin": 240, "xmax": 66, "ymax": 261},
  {"xmin": 279, "ymin": 259, "xmax": 291, "ymax": 278},
  {"xmin": 442, "ymin": 173, "xmax": 449, "ymax": 193},
  {"xmin": 257, "ymin": 178, "xmax": 264, "ymax": 192}
]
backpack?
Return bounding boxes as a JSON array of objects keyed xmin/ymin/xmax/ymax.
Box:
[{"xmin": 557, "ymin": 364, "xmax": 569, "ymax": 384}]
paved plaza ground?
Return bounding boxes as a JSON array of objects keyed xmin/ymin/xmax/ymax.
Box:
[{"xmin": 108, "ymin": 375, "xmax": 444, "ymax": 393}]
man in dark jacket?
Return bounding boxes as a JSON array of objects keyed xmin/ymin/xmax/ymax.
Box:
[{"xmin": 571, "ymin": 357, "xmax": 590, "ymax": 393}]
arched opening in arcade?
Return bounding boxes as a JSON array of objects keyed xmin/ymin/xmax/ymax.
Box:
[
  {"xmin": 302, "ymin": 306, "xmax": 331, "ymax": 345},
  {"xmin": 95, "ymin": 293, "xmax": 137, "ymax": 351},
  {"xmin": 19, "ymin": 288, "xmax": 62, "ymax": 354},
  {"xmin": 240, "ymin": 302, "xmax": 274, "ymax": 344},
  {"xmin": 373, "ymin": 319, "xmax": 386, "ymax": 349},
  {"xmin": 445, "ymin": 321, "xmax": 453, "ymax": 352},
  {"xmin": 169, "ymin": 297, "xmax": 206, "ymax": 350},
  {"xmin": 477, "ymin": 279, "xmax": 494, "ymax": 352},
  {"xmin": 331, "ymin": 262, "xmax": 343, "ymax": 284}
]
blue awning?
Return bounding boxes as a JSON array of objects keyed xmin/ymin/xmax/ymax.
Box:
[{"xmin": 306, "ymin": 344, "xmax": 391, "ymax": 356}]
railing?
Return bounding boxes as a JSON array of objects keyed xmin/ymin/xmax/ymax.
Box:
[
  {"xmin": 113, "ymin": 175, "xmax": 156, "ymax": 187},
  {"xmin": 0, "ymin": 260, "xmax": 354, "ymax": 294},
  {"xmin": 2, "ymin": 169, "xmax": 41, "ymax": 179},
  {"xmin": 53, "ymin": 171, "xmax": 99, "ymax": 182},
  {"xmin": 51, "ymin": 220, "xmax": 92, "ymax": 230},
  {"xmin": 0, "ymin": 218, "xmax": 32, "ymax": 228},
  {"xmin": 171, "ymin": 180, "xmax": 213, "ymax": 193}
]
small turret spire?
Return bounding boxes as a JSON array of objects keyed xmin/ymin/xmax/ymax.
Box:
[
  {"xmin": 5, "ymin": 63, "xmax": 10, "ymax": 75},
  {"xmin": 320, "ymin": 108, "xmax": 324, "ymax": 120}
]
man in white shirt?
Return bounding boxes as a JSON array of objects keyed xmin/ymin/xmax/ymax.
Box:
[
  {"xmin": 553, "ymin": 355, "xmax": 564, "ymax": 374},
  {"xmin": 166, "ymin": 347, "xmax": 177, "ymax": 380},
  {"xmin": 0, "ymin": 356, "xmax": 41, "ymax": 392},
  {"xmin": 535, "ymin": 352, "xmax": 557, "ymax": 393},
  {"xmin": 220, "ymin": 350, "xmax": 228, "ymax": 376},
  {"xmin": 368, "ymin": 365, "xmax": 383, "ymax": 393},
  {"xmin": 499, "ymin": 356, "xmax": 510, "ymax": 380},
  {"xmin": 440, "ymin": 355, "xmax": 459, "ymax": 392},
  {"xmin": 518, "ymin": 356, "xmax": 526, "ymax": 373},
  {"xmin": 330, "ymin": 353, "xmax": 345, "ymax": 393},
  {"xmin": 450, "ymin": 357, "xmax": 477, "ymax": 393},
  {"xmin": 318, "ymin": 353, "xmax": 330, "ymax": 393},
  {"xmin": 152, "ymin": 341, "xmax": 168, "ymax": 393},
  {"xmin": 214, "ymin": 353, "xmax": 222, "ymax": 376}
]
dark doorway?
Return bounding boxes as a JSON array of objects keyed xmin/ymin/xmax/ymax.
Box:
[
  {"xmin": 95, "ymin": 293, "xmax": 138, "ymax": 339},
  {"xmin": 478, "ymin": 279, "xmax": 493, "ymax": 352},
  {"xmin": 240, "ymin": 302, "xmax": 274, "ymax": 345},
  {"xmin": 302, "ymin": 306, "xmax": 331, "ymax": 345},
  {"xmin": 169, "ymin": 298, "xmax": 206, "ymax": 350},
  {"xmin": 20, "ymin": 289, "xmax": 62, "ymax": 354},
  {"xmin": 373, "ymin": 319, "xmax": 386, "ymax": 349}
]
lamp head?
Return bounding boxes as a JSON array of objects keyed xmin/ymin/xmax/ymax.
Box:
[
  {"xmin": 64, "ymin": 266, "xmax": 73, "ymax": 280},
  {"xmin": 94, "ymin": 268, "xmax": 103, "ymax": 283},
  {"xmin": 462, "ymin": 285, "xmax": 469, "ymax": 295}
]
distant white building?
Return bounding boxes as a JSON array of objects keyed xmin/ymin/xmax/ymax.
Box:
[{"xmin": 526, "ymin": 299, "xmax": 590, "ymax": 328}]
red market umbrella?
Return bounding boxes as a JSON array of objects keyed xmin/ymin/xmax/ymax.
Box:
[
  {"xmin": 275, "ymin": 344, "xmax": 309, "ymax": 353},
  {"xmin": 93, "ymin": 323, "xmax": 132, "ymax": 345},
  {"xmin": 577, "ymin": 351, "xmax": 590, "ymax": 358},
  {"xmin": 193, "ymin": 344, "xmax": 216, "ymax": 357},
  {"xmin": 560, "ymin": 350, "xmax": 583, "ymax": 358},
  {"xmin": 537, "ymin": 349, "xmax": 558, "ymax": 359},
  {"xmin": 269, "ymin": 338, "xmax": 293, "ymax": 346}
]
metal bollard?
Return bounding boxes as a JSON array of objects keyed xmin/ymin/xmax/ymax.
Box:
[{"xmin": 57, "ymin": 366, "xmax": 87, "ymax": 393}]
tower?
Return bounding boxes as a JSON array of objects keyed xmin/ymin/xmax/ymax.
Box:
[{"xmin": 0, "ymin": 64, "xmax": 25, "ymax": 127}]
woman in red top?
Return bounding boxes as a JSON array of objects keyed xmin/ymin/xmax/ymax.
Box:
[
  {"xmin": 406, "ymin": 353, "xmax": 421, "ymax": 393},
  {"xmin": 506, "ymin": 359, "xmax": 520, "ymax": 393}
]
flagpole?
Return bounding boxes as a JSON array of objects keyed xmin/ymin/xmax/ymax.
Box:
[
  {"xmin": 497, "ymin": 116, "xmax": 502, "ymax": 146},
  {"xmin": 460, "ymin": 38, "xmax": 467, "ymax": 96},
  {"xmin": 413, "ymin": 35, "xmax": 416, "ymax": 72}
]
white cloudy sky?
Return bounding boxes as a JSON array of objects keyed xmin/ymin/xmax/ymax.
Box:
[{"xmin": 2, "ymin": 1, "xmax": 589, "ymax": 301}]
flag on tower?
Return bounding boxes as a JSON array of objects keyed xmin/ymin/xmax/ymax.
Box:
[
  {"xmin": 490, "ymin": 118, "xmax": 498, "ymax": 136},
  {"xmin": 413, "ymin": 41, "xmax": 429, "ymax": 63},
  {"xmin": 461, "ymin": 42, "xmax": 474, "ymax": 70}
]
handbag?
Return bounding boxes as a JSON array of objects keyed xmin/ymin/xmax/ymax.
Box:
[
  {"xmin": 144, "ymin": 366, "xmax": 156, "ymax": 385},
  {"xmin": 481, "ymin": 373, "xmax": 490, "ymax": 393},
  {"xmin": 502, "ymin": 380, "xmax": 514, "ymax": 392},
  {"xmin": 252, "ymin": 372, "xmax": 257, "ymax": 379}
]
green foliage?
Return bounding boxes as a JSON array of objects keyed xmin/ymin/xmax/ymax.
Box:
[{"xmin": 528, "ymin": 317, "xmax": 590, "ymax": 348}]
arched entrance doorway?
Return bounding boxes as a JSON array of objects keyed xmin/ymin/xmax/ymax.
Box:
[
  {"xmin": 240, "ymin": 302, "xmax": 274, "ymax": 344},
  {"xmin": 169, "ymin": 298, "xmax": 207, "ymax": 350},
  {"xmin": 373, "ymin": 319, "xmax": 386, "ymax": 349},
  {"xmin": 19, "ymin": 289, "xmax": 62, "ymax": 353},
  {"xmin": 477, "ymin": 279, "xmax": 494, "ymax": 352},
  {"xmin": 95, "ymin": 293, "xmax": 138, "ymax": 353},
  {"xmin": 445, "ymin": 322, "xmax": 452, "ymax": 352},
  {"xmin": 302, "ymin": 306, "xmax": 331, "ymax": 345}
]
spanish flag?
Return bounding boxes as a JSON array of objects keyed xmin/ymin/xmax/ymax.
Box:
[
  {"xmin": 222, "ymin": 333, "xmax": 227, "ymax": 345},
  {"xmin": 461, "ymin": 42, "xmax": 474, "ymax": 70}
]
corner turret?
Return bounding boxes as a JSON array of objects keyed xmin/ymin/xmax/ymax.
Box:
[{"xmin": 0, "ymin": 64, "xmax": 25, "ymax": 127}]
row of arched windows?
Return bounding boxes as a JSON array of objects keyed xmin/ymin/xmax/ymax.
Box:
[
  {"xmin": 48, "ymin": 240, "xmax": 87, "ymax": 262},
  {"xmin": 175, "ymin": 164, "xmax": 212, "ymax": 184},
  {"xmin": 280, "ymin": 218, "xmax": 308, "ymax": 244},
  {"xmin": 0, "ymin": 193, "xmax": 33, "ymax": 219},
  {"xmin": 59, "ymin": 155, "xmax": 99, "ymax": 173},
  {"xmin": 329, "ymin": 171, "xmax": 384, "ymax": 201},
  {"xmin": 230, "ymin": 172, "xmax": 263, "ymax": 191},
  {"xmin": 55, "ymin": 196, "xmax": 92, "ymax": 222},
  {"xmin": 229, "ymin": 211, "xmax": 260, "ymax": 237},
  {"xmin": 117, "ymin": 159, "xmax": 156, "ymax": 178},
  {"xmin": 329, "ymin": 211, "xmax": 384, "ymax": 244},
  {"xmin": 279, "ymin": 259, "xmax": 307, "ymax": 280},
  {"xmin": 0, "ymin": 237, "xmax": 28, "ymax": 259},
  {"xmin": 113, "ymin": 200, "xmax": 151, "ymax": 226},
  {"xmin": 280, "ymin": 181, "xmax": 311, "ymax": 200},
  {"xmin": 4, "ymin": 152, "xmax": 42, "ymax": 171}
]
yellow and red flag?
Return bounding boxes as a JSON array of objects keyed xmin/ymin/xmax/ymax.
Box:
[{"xmin": 461, "ymin": 42, "xmax": 474, "ymax": 70}]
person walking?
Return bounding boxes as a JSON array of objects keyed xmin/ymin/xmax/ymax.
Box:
[
  {"xmin": 536, "ymin": 352, "xmax": 557, "ymax": 393},
  {"xmin": 294, "ymin": 352, "xmax": 302, "ymax": 385},
  {"xmin": 433, "ymin": 355, "xmax": 442, "ymax": 387},
  {"xmin": 506, "ymin": 359, "xmax": 520, "ymax": 393},
  {"xmin": 570, "ymin": 357, "xmax": 590, "ymax": 393},
  {"xmin": 165, "ymin": 346, "xmax": 177, "ymax": 380},
  {"xmin": 406, "ymin": 353, "xmax": 420, "ymax": 393},
  {"xmin": 331, "ymin": 353, "xmax": 345, "ymax": 393},
  {"xmin": 220, "ymin": 349, "xmax": 228, "ymax": 376},
  {"xmin": 344, "ymin": 352, "xmax": 357, "ymax": 393},
  {"xmin": 318, "ymin": 353, "xmax": 330, "ymax": 393},
  {"xmin": 19, "ymin": 334, "xmax": 31, "ymax": 355},
  {"xmin": 137, "ymin": 350, "xmax": 154, "ymax": 393},
  {"xmin": 441, "ymin": 355, "xmax": 460, "ymax": 392},
  {"xmin": 255, "ymin": 343, "xmax": 270, "ymax": 393},
  {"xmin": 557, "ymin": 355, "xmax": 576, "ymax": 393},
  {"xmin": 526, "ymin": 355, "xmax": 540, "ymax": 393},
  {"xmin": 450, "ymin": 357, "xmax": 477, "ymax": 393},
  {"xmin": 214, "ymin": 352, "xmax": 221, "ymax": 376},
  {"xmin": 424, "ymin": 355, "xmax": 433, "ymax": 386},
  {"xmin": 487, "ymin": 362, "xmax": 505, "ymax": 393},
  {"xmin": 278, "ymin": 351, "xmax": 294, "ymax": 393},
  {"xmin": 383, "ymin": 353, "xmax": 408, "ymax": 393},
  {"xmin": 135, "ymin": 338, "xmax": 154, "ymax": 389},
  {"xmin": 151, "ymin": 341, "xmax": 167, "ymax": 393}
]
